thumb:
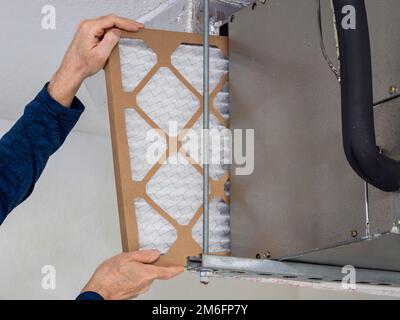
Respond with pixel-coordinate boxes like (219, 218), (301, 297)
(126, 249), (161, 264)
(147, 265), (185, 280)
(95, 28), (121, 60)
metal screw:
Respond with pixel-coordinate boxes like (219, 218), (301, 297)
(230, 15), (235, 23)
(256, 252), (271, 259)
(200, 270), (210, 285)
(389, 86), (398, 95)
(351, 230), (358, 238)
(262, 251), (272, 259)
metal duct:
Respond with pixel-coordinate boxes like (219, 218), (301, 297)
(190, 0), (254, 33)
(139, 0), (255, 34)
(168, 0), (255, 34)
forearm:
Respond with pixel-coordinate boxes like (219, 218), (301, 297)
(0, 84), (84, 224)
(48, 58), (86, 107)
(0, 15), (141, 223)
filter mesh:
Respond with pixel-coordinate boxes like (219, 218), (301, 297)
(147, 154), (203, 225)
(125, 108), (167, 181)
(119, 36), (231, 255)
(120, 39), (157, 92)
(106, 30), (231, 265)
(192, 198), (231, 252)
(214, 83), (230, 121)
(171, 45), (229, 93)
(136, 67), (199, 133)
(135, 198), (177, 254)
(182, 114), (231, 181)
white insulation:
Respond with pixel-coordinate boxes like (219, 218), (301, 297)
(120, 38), (230, 254)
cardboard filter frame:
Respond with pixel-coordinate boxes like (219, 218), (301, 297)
(105, 29), (229, 266)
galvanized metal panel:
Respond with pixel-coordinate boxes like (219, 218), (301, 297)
(367, 0), (400, 237)
(229, 0), (400, 260)
(370, 99), (400, 235)
(188, 254), (400, 296)
(368, 0), (400, 102)
(288, 233), (400, 272)
(229, 0), (366, 259)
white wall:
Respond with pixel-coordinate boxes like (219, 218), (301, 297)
(0, 118), (387, 300)
(0, 118), (300, 300)
(0, 0), (395, 300)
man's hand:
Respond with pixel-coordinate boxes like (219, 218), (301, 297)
(81, 250), (184, 300)
(48, 14), (143, 107)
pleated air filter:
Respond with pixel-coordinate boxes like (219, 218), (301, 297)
(105, 29), (230, 266)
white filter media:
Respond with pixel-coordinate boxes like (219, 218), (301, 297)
(135, 198), (177, 254)
(171, 45), (229, 94)
(137, 67), (199, 133)
(125, 108), (167, 181)
(120, 39), (231, 253)
(147, 154), (203, 226)
(120, 39), (158, 92)
(182, 114), (232, 181)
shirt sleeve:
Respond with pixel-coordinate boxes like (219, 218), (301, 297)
(76, 291), (105, 301)
(0, 83), (84, 224)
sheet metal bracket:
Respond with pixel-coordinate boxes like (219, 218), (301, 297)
(188, 255), (400, 288)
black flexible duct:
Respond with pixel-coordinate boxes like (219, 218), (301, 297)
(333, 0), (400, 192)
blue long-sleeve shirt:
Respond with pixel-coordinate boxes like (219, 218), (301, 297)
(0, 84), (103, 300)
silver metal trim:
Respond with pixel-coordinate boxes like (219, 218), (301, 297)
(188, 255), (400, 287)
(202, 0), (210, 256)
(365, 182), (371, 238)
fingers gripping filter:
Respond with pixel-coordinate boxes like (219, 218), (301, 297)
(105, 29), (230, 266)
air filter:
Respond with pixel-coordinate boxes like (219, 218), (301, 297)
(105, 29), (230, 266)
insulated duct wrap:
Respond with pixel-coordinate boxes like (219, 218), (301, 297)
(140, 0), (254, 34)
(187, 0), (254, 33)
(333, 0), (400, 192)
(105, 29), (230, 266)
